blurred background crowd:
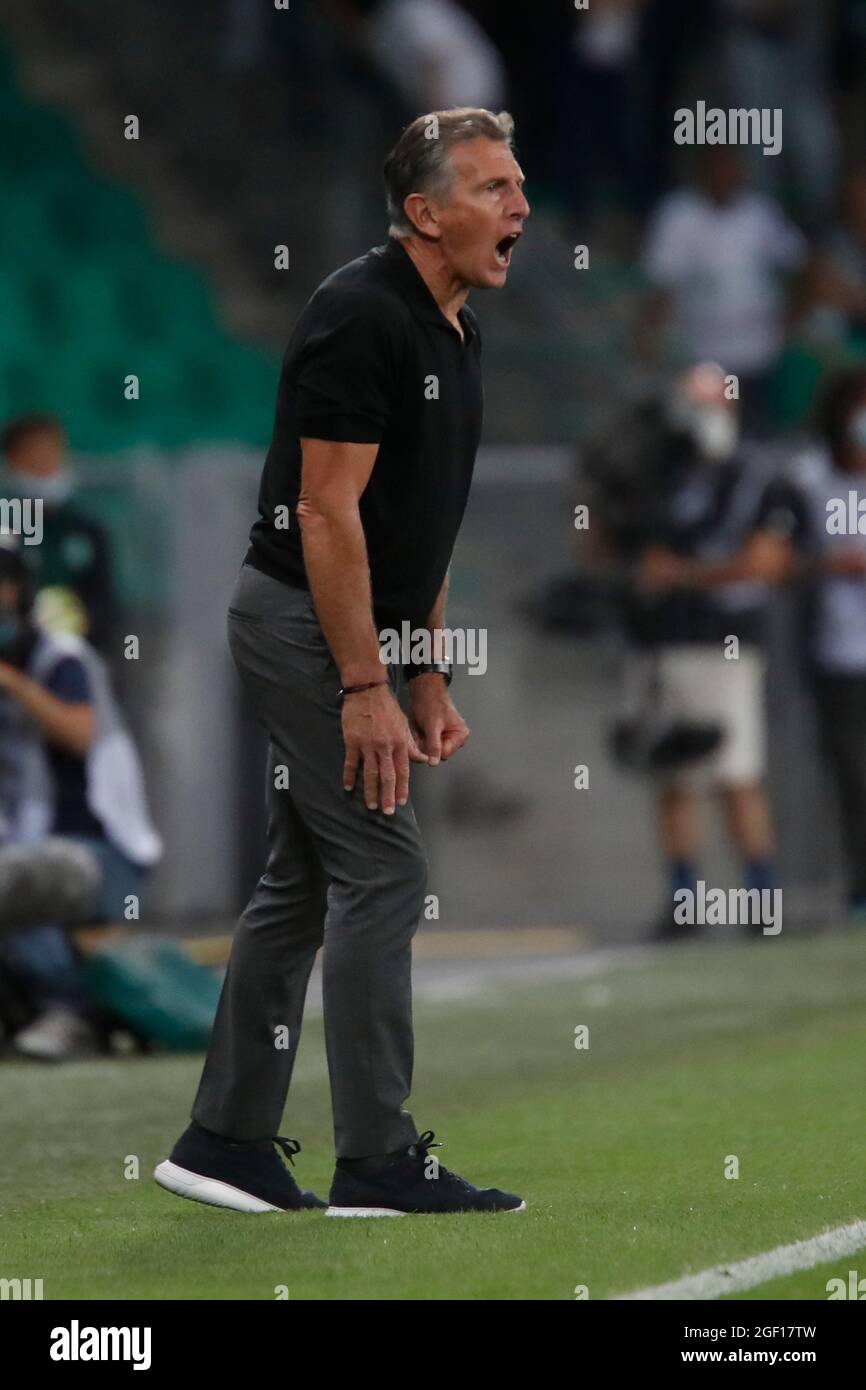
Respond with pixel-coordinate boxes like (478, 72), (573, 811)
(2, 0), (866, 1057)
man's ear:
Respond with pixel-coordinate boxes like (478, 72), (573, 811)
(403, 192), (442, 240)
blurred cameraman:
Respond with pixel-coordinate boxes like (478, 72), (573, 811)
(0, 537), (161, 1058)
(1, 414), (117, 655)
(585, 363), (806, 941)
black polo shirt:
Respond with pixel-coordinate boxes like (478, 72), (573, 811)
(246, 237), (483, 630)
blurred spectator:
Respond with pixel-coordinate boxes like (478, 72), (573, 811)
(222, 0), (271, 70)
(801, 169), (866, 350)
(336, 0), (507, 114)
(636, 148), (808, 432)
(461, 2), (574, 211)
(0, 538), (161, 1059)
(1, 414), (117, 654)
(832, 0), (866, 163)
(586, 364), (806, 940)
(719, 0), (839, 217)
(795, 366), (866, 914)
(559, 0), (648, 217)
(638, 0), (716, 205)
(486, 0), (648, 221)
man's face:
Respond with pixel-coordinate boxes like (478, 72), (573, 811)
(669, 364), (739, 462)
(6, 427), (66, 478)
(429, 138), (529, 289)
(700, 149), (743, 206)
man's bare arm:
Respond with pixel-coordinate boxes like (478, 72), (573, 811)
(297, 437), (427, 813)
(425, 569), (449, 661)
(0, 665), (94, 756)
(407, 569), (470, 764)
(297, 437), (384, 686)
(677, 532), (797, 587)
(638, 532), (797, 593)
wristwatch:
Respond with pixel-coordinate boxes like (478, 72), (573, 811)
(403, 661), (453, 686)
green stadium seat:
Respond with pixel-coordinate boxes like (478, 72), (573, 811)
(0, 353), (64, 418)
(40, 174), (152, 255)
(0, 104), (82, 177)
(0, 187), (55, 265)
(771, 346), (831, 428)
(0, 43), (275, 453)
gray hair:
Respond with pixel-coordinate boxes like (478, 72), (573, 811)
(384, 108), (515, 237)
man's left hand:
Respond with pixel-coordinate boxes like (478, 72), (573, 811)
(409, 675), (470, 765)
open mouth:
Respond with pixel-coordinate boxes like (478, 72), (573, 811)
(494, 232), (521, 266)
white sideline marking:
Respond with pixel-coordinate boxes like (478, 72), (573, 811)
(304, 947), (649, 1014)
(616, 1220), (866, 1300)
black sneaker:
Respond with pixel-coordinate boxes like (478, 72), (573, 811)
(154, 1121), (326, 1212)
(326, 1130), (526, 1217)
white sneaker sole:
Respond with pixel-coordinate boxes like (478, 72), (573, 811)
(326, 1206), (408, 1218)
(153, 1159), (285, 1213)
(326, 1199), (527, 1217)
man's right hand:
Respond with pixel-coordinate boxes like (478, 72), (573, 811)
(341, 684), (428, 815)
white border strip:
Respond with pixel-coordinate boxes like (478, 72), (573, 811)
(615, 1220), (866, 1300)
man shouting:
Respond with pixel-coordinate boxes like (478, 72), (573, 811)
(157, 107), (528, 1216)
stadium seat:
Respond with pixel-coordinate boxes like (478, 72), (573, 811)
(0, 41), (278, 453)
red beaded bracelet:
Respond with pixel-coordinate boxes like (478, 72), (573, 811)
(338, 679), (390, 700)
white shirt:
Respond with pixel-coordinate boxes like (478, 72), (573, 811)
(643, 189), (807, 374)
(796, 447), (866, 674)
(368, 0), (506, 112)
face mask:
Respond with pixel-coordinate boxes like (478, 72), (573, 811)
(693, 408), (739, 460)
(669, 397), (738, 462)
(847, 408), (866, 450)
(5, 472), (73, 505)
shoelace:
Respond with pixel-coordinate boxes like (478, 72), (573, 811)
(410, 1131), (475, 1193)
(234, 1135), (301, 1167)
(410, 1130), (442, 1160)
(271, 1136), (301, 1166)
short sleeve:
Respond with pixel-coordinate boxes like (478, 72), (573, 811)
(753, 475), (812, 551)
(642, 195), (695, 288)
(45, 654), (92, 704)
(294, 289), (405, 443)
(760, 202), (808, 272)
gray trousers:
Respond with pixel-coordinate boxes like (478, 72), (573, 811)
(192, 563), (426, 1158)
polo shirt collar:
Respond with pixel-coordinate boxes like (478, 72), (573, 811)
(377, 237), (475, 340)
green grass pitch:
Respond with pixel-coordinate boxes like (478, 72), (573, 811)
(1, 929), (864, 1300)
